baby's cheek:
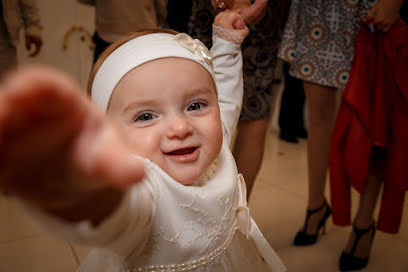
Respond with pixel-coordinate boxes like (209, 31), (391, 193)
(206, 116), (223, 154)
(126, 131), (161, 159)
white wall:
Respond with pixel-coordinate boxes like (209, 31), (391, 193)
(17, 0), (95, 90)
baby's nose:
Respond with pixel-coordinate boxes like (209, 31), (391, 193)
(166, 116), (193, 139)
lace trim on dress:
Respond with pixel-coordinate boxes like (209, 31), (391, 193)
(194, 158), (219, 186)
(133, 221), (239, 272)
(212, 25), (245, 45)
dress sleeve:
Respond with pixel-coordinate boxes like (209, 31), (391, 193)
(210, 26), (244, 146)
(19, 162), (156, 260)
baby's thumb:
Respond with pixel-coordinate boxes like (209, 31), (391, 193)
(233, 17), (246, 30)
(73, 122), (145, 191)
(99, 150), (145, 189)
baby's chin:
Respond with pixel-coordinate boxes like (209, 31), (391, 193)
(169, 171), (202, 186)
(167, 160), (219, 186)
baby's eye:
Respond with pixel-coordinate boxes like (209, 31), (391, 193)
(187, 102), (206, 111)
(134, 112), (156, 122)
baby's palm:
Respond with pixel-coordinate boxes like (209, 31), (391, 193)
(0, 66), (144, 218)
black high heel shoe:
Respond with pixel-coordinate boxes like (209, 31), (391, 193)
(293, 199), (331, 246)
(339, 222), (376, 271)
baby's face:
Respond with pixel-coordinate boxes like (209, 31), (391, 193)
(107, 58), (223, 185)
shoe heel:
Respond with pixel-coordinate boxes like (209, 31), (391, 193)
(293, 199), (331, 246)
(339, 222), (376, 271)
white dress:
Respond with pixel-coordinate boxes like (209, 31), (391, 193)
(24, 30), (286, 272)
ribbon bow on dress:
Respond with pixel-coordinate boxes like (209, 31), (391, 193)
(237, 174), (251, 239)
(174, 33), (213, 67)
(236, 175), (287, 271)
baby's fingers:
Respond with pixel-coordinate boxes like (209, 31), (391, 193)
(233, 16), (246, 30)
(214, 11), (249, 38)
(0, 66), (91, 194)
(0, 66), (86, 164)
(71, 118), (145, 191)
(0, 66), (86, 133)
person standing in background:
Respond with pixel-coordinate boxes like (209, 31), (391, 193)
(188, 0), (286, 196)
(279, 0), (406, 270)
(78, 0), (167, 62)
(0, 0), (42, 77)
(278, 58), (307, 144)
(278, 0), (307, 144)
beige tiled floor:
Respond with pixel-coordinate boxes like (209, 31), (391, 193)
(1, 131), (407, 271)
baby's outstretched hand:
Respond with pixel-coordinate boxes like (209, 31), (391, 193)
(214, 10), (249, 40)
(0, 66), (144, 224)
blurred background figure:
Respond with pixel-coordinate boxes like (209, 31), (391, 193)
(78, 0), (166, 62)
(278, 0), (376, 251)
(278, 54), (307, 144)
(279, 0), (406, 271)
(166, 0), (192, 33)
(0, 0), (42, 77)
(278, 0), (307, 144)
(187, 0), (286, 196)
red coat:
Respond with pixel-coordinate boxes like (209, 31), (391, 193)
(329, 19), (408, 234)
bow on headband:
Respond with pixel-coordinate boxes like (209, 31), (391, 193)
(174, 33), (213, 67)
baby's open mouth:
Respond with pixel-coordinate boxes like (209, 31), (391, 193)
(166, 147), (197, 156)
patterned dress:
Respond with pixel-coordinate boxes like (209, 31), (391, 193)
(188, 0), (285, 120)
(278, 0), (376, 89)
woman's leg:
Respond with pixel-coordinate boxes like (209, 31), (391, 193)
(343, 169), (382, 258)
(233, 119), (268, 196)
(302, 81), (337, 235)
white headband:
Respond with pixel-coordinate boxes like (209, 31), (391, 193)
(91, 33), (215, 112)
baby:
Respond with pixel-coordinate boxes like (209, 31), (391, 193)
(0, 10), (285, 272)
